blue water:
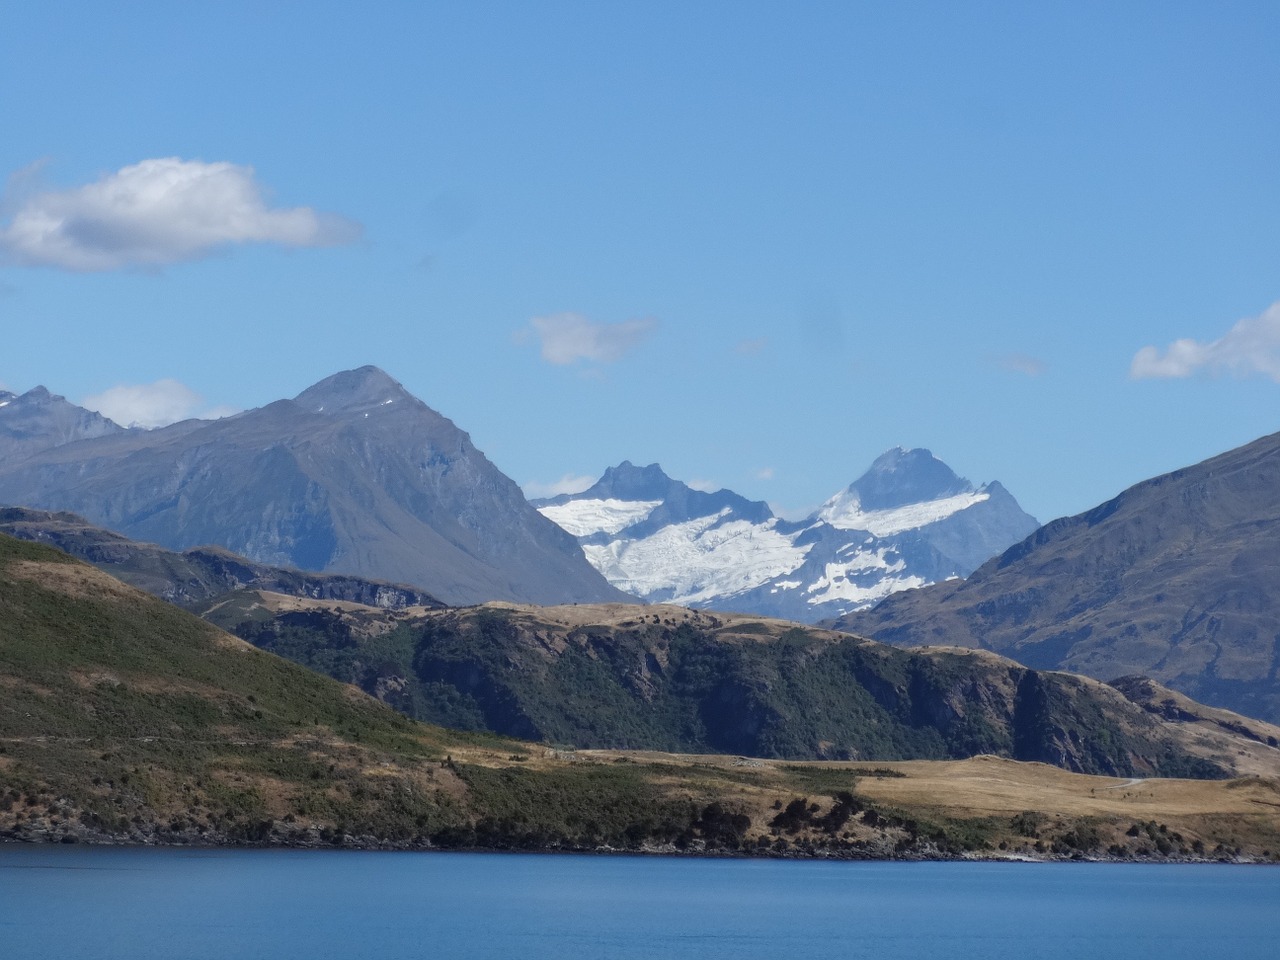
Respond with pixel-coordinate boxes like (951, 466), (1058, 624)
(0, 846), (1276, 959)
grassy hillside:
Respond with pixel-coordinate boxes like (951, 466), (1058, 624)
(0, 533), (472, 844)
(4, 533), (1279, 860)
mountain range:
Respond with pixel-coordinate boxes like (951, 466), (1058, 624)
(9, 505), (1273, 779)
(6, 365), (1279, 733)
(3, 366), (1280, 857)
(834, 430), (1280, 724)
(534, 449), (1039, 623)
(0, 368), (626, 607)
(10, 501), (1276, 777)
(8, 529), (1278, 859)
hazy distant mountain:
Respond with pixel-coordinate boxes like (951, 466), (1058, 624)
(833, 431), (1280, 724)
(535, 450), (1038, 622)
(0, 506), (444, 611)
(0, 385), (124, 462)
(816, 448), (1040, 577)
(0, 367), (629, 607)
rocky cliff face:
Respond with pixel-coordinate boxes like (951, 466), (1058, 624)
(834, 430), (1280, 724)
(0, 367), (630, 607)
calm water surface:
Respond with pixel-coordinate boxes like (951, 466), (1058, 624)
(1, 845), (1276, 959)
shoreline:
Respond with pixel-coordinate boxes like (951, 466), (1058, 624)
(3, 829), (1273, 866)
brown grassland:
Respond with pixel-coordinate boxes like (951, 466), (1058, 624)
(3, 534), (1279, 861)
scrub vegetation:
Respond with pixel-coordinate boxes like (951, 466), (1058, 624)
(3, 534), (1279, 861)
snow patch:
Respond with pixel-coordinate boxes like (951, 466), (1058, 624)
(581, 509), (810, 605)
(538, 498), (663, 537)
(804, 560), (928, 608)
(818, 489), (990, 536)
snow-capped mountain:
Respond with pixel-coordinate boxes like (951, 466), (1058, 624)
(535, 449), (1039, 622)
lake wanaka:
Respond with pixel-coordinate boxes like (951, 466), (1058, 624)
(1, 846), (1275, 959)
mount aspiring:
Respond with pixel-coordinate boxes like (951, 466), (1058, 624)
(534, 449), (1038, 623)
(832, 429), (1280, 724)
(0, 368), (627, 607)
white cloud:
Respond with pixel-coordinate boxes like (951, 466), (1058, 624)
(81, 379), (238, 429)
(993, 352), (1047, 377)
(1131, 301), (1280, 382)
(754, 467), (776, 481)
(523, 312), (658, 365)
(523, 473), (598, 499)
(0, 157), (359, 272)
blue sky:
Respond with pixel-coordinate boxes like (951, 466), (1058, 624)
(2, 1), (1278, 523)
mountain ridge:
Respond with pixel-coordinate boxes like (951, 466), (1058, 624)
(199, 587), (1280, 779)
(832, 429), (1280, 723)
(0, 506), (445, 610)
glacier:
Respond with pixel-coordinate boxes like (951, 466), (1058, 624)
(537, 498), (664, 538)
(534, 450), (1039, 623)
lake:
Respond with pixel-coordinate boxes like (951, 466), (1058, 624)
(1, 846), (1276, 959)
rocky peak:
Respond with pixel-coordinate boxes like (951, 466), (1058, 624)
(293, 366), (415, 414)
(0, 386), (126, 462)
(0, 368), (629, 608)
(586, 461), (680, 501)
(16, 386), (54, 404)
(848, 447), (972, 510)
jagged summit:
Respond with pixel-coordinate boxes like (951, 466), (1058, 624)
(6, 386), (57, 404)
(848, 447), (972, 511)
(535, 461), (773, 541)
(815, 447), (999, 537)
(293, 365), (416, 413)
(580, 461), (680, 502)
(0, 385), (125, 463)
(538, 450), (1038, 622)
